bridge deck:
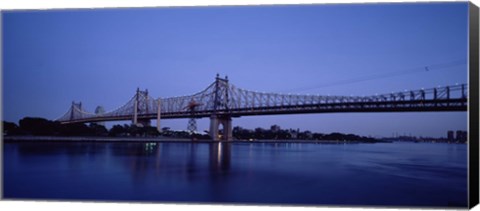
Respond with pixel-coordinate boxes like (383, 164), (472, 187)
(60, 98), (467, 124)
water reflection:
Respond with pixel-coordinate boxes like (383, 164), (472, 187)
(8, 142), (231, 182)
(209, 142), (231, 173)
(4, 141), (467, 207)
(14, 142), (108, 156)
(102, 142), (232, 184)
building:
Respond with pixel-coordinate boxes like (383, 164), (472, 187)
(456, 130), (467, 142)
(447, 131), (455, 141)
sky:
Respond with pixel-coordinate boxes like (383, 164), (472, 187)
(2, 2), (469, 137)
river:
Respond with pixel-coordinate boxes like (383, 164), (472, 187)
(3, 140), (468, 208)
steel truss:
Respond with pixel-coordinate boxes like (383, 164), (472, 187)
(57, 76), (468, 124)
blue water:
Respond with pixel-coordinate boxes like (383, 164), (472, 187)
(3, 141), (467, 207)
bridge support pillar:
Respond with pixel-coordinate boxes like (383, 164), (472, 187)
(156, 99), (161, 133)
(209, 115), (232, 141)
(133, 99), (138, 125)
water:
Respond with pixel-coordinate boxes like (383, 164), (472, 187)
(3, 141), (468, 207)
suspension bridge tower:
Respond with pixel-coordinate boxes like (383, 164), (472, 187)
(209, 74), (233, 141)
(132, 88), (151, 127)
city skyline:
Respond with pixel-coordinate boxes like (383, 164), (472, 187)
(2, 2), (469, 137)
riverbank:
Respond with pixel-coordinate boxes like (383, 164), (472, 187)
(3, 135), (193, 143)
(2, 135), (389, 144)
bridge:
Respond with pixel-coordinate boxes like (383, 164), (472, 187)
(57, 74), (468, 141)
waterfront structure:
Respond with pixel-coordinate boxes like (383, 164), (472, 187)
(56, 75), (468, 141)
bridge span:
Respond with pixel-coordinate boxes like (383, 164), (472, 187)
(57, 75), (468, 141)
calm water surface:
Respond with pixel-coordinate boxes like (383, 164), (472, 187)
(3, 141), (467, 207)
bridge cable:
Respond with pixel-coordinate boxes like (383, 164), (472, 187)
(280, 59), (467, 93)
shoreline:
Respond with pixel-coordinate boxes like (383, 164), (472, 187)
(2, 135), (386, 144)
(3, 135), (194, 143)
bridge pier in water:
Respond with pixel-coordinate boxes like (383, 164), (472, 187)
(209, 115), (232, 141)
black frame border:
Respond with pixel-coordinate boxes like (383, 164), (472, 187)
(469, 1), (479, 209)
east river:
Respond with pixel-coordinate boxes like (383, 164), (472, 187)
(3, 140), (468, 208)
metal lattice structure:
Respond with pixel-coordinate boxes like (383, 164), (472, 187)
(56, 75), (468, 124)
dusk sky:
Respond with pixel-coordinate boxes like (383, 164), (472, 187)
(2, 2), (469, 137)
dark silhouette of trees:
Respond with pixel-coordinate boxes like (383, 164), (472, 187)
(19, 117), (60, 136)
(232, 125), (377, 142)
(5, 117), (109, 137)
(89, 123), (109, 136)
(3, 121), (22, 135)
(3, 117), (166, 137)
(4, 117), (377, 142)
(109, 124), (127, 137)
(107, 124), (161, 137)
(59, 123), (91, 136)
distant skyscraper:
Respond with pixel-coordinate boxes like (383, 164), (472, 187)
(447, 131), (455, 141)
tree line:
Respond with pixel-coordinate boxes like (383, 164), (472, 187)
(3, 117), (213, 139)
(3, 117), (159, 137)
(3, 117), (378, 142)
(233, 125), (378, 142)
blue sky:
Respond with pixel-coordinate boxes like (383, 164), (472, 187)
(2, 2), (469, 137)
